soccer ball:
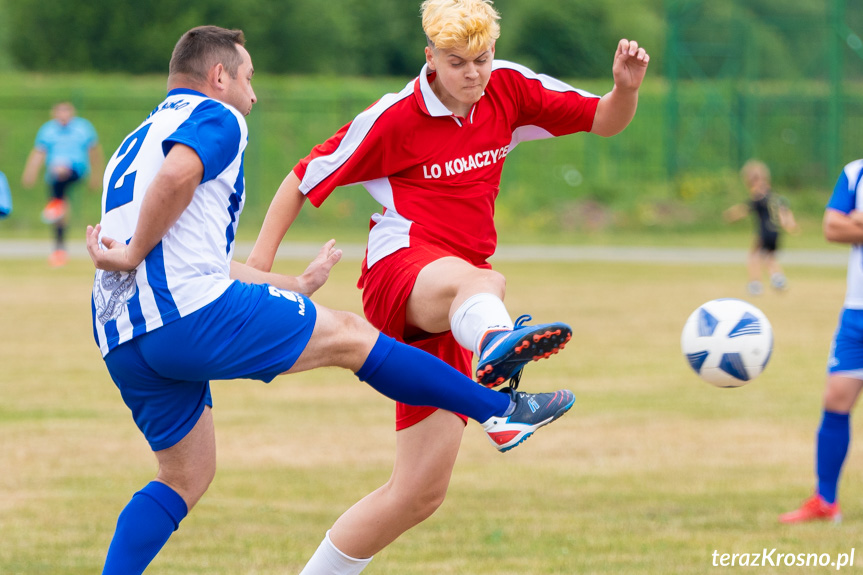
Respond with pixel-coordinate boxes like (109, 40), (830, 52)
(680, 298), (773, 387)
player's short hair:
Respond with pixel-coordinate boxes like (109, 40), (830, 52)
(421, 0), (500, 54)
(169, 26), (246, 84)
(741, 159), (771, 186)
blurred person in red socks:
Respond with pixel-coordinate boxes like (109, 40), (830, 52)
(22, 101), (104, 266)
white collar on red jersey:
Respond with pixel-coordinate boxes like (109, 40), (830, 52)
(418, 63), (483, 122)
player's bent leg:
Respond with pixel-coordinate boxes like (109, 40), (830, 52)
(287, 303), (575, 450)
(287, 303), (513, 423)
(407, 256), (506, 334)
(326, 411), (465, 559)
(286, 304), (377, 373)
(407, 257), (572, 387)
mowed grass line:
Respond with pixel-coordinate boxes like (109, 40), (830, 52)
(1, 255), (861, 574)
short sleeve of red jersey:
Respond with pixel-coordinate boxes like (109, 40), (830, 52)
(494, 61), (600, 139)
(293, 89), (414, 207)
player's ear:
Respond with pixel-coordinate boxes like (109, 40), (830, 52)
(424, 46), (436, 71)
(208, 62), (227, 94)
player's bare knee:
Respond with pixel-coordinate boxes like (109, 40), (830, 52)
(822, 378), (861, 412)
(455, 268), (506, 301)
(387, 477), (448, 522)
(824, 388), (855, 412)
(338, 310), (377, 342)
(484, 268), (507, 297)
(404, 485), (447, 523)
(156, 465), (214, 509)
(329, 310), (380, 367)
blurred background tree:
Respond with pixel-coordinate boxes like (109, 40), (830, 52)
(0, 0), (12, 71)
(0, 0), (861, 240)
(0, 0), (858, 79)
(0, 0), (658, 77)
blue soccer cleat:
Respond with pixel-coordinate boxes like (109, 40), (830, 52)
(481, 387), (575, 452)
(475, 315), (572, 388)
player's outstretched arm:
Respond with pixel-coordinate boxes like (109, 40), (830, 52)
(86, 143), (202, 272)
(780, 205), (800, 234)
(246, 170), (306, 272)
(591, 39), (650, 138)
(21, 148), (46, 189)
(230, 239), (342, 296)
(723, 203), (748, 223)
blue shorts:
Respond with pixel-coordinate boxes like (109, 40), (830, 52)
(828, 308), (863, 375)
(104, 281), (317, 451)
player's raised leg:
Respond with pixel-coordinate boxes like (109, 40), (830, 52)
(408, 257), (572, 387)
(287, 302), (575, 446)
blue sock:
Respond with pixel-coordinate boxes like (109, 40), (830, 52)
(816, 410), (850, 504)
(356, 333), (511, 421)
(102, 481), (188, 575)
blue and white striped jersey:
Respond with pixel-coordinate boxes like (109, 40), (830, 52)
(827, 159), (863, 310)
(92, 88), (248, 357)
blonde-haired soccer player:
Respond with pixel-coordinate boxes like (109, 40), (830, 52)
(249, 1), (649, 572)
(421, 0), (500, 53)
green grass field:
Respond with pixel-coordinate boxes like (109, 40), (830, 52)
(2, 253), (862, 574)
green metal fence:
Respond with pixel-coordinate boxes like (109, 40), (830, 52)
(2, 3), (863, 237)
(665, 0), (863, 187)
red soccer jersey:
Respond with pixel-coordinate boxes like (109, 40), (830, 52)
(294, 60), (600, 268)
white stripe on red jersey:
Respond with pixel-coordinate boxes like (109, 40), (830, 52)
(294, 60), (600, 269)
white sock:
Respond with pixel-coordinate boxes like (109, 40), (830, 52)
(450, 293), (513, 355)
(299, 531), (373, 575)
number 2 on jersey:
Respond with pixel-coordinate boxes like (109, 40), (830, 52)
(106, 123), (152, 213)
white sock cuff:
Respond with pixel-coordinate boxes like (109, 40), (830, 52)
(299, 530), (373, 575)
(324, 531), (373, 563)
(450, 292), (513, 355)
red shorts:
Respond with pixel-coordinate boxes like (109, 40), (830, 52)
(359, 241), (491, 430)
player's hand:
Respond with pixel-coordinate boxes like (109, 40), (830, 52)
(86, 224), (137, 272)
(612, 39), (649, 92)
(297, 239), (343, 296)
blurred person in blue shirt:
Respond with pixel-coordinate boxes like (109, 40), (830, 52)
(22, 101), (103, 266)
